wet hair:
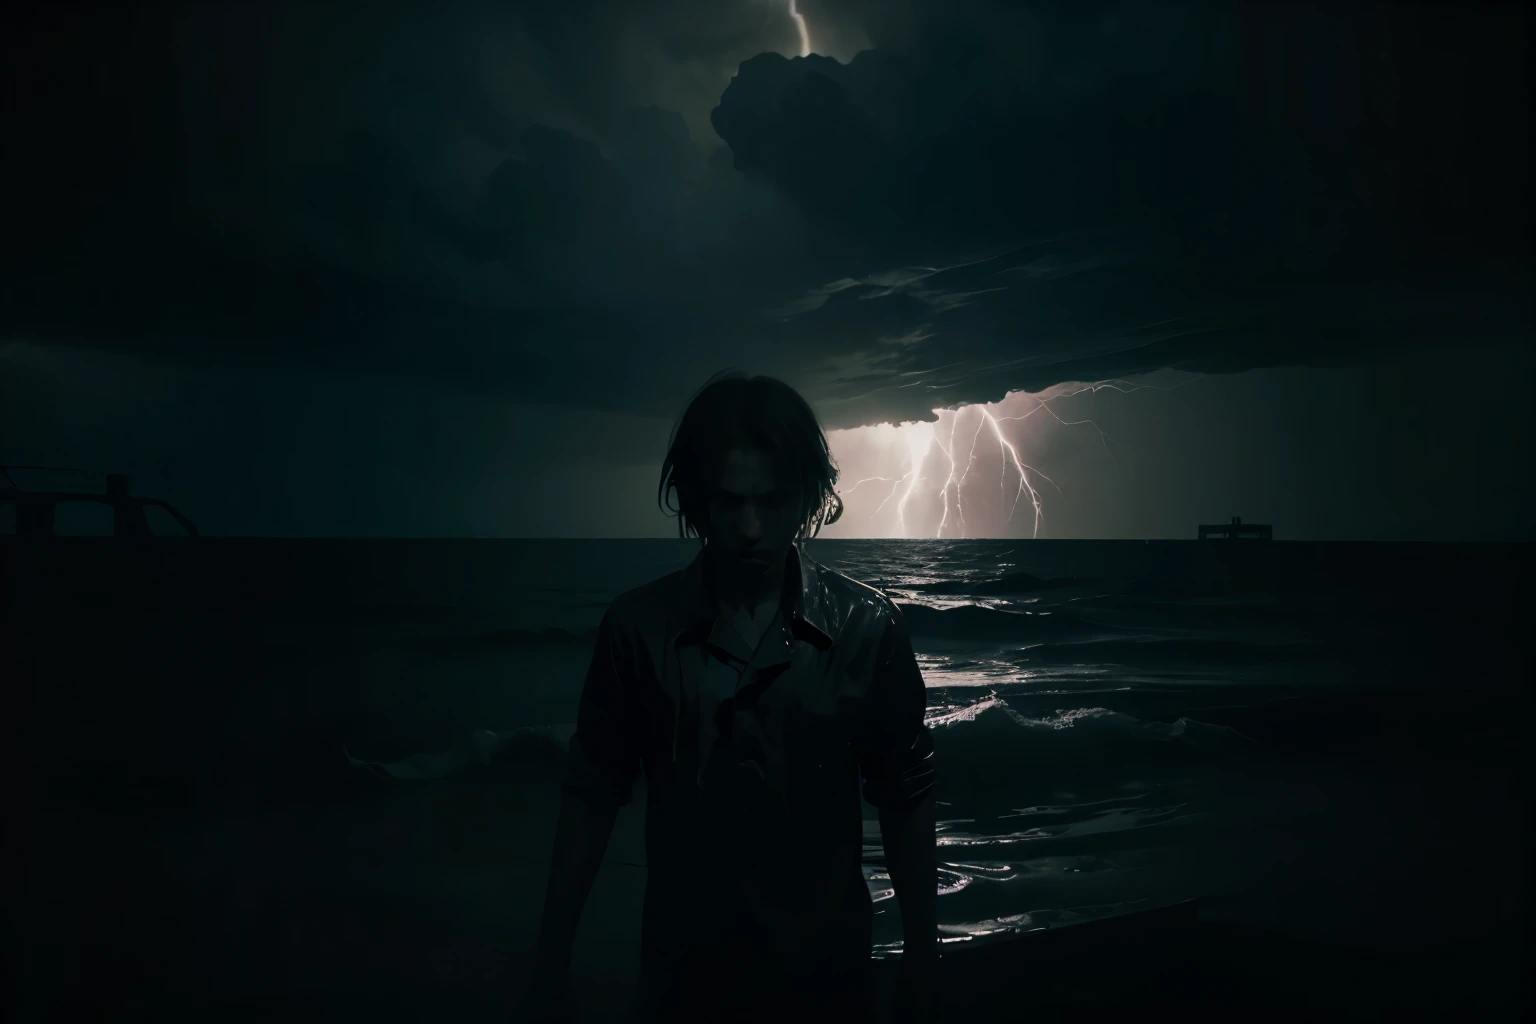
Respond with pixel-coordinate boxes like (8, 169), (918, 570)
(658, 370), (844, 541)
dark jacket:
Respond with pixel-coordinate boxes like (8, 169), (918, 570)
(563, 544), (936, 994)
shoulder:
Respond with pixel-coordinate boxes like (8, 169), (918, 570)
(813, 560), (899, 613)
(601, 567), (687, 638)
(610, 569), (684, 612)
(803, 556), (905, 636)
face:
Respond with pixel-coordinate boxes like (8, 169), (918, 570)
(703, 447), (803, 580)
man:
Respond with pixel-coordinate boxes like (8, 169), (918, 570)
(520, 372), (938, 1022)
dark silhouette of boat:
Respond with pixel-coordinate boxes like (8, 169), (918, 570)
(0, 466), (199, 539)
(1198, 516), (1272, 541)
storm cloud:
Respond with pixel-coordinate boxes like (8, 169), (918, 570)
(4, 0), (1529, 432)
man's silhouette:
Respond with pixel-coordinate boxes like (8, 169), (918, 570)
(522, 372), (938, 1022)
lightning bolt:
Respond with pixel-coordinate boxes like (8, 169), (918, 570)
(787, 0), (812, 57)
(953, 409), (989, 538)
(842, 476), (898, 496)
(835, 376), (1203, 539)
(990, 379), (1151, 466)
(982, 408), (1053, 537)
(893, 422), (933, 537)
(934, 417), (959, 538)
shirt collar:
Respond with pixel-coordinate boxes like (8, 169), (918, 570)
(670, 543), (834, 652)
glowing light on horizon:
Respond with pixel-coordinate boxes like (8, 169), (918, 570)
(830, 378), (1197, 539)
(787, 0), (812, 57)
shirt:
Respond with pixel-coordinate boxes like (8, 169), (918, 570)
(561, 544), (936, 1002)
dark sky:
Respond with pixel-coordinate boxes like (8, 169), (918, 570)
(3, 0), (1531, 539)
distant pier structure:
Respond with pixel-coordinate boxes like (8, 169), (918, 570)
(1, 467), (198, 538)
(1198, 516), (1273, 541)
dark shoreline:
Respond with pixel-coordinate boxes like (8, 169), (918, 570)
(13, 538), (1531, 1019)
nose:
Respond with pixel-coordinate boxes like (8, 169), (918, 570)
(740, 506), (764, 543)
(738, 503), (764, 544)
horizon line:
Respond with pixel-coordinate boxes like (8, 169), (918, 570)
(65, 535), (1531, 544)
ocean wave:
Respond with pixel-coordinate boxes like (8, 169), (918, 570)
(1012, 637), (1328, 667)
(895, 602), (1320, 668)
(926, 697), (1249, 748)
(927, 801), (1205, 851)
(920, 697), (1257, 816)
(896, 602), (1106, 643)
(903, 572), (1087, 597)
(345, 697), (1252, 788)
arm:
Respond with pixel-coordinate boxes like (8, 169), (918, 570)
(858, 612), (939, 962)
(531, 794), (619, 976)
(881, 789), (938, 962)
(529, 607), (642, 977)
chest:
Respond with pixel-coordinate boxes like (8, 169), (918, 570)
(640, 629), (870, 768)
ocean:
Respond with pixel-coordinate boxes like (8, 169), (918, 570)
(13, 538), (1532, 1017)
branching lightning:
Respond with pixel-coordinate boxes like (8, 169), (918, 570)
(953, 409), (989, 537)
(839, 476), (898, 496)
(933, 418), (959, 538)
(983, 407), (1051, 535)
(831, 377), (1200, 539)
(894, 422), (934, 537)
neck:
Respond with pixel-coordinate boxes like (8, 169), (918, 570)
(707, 549), (787, 610)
